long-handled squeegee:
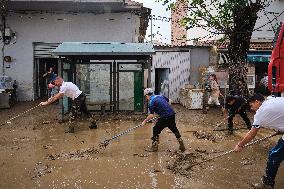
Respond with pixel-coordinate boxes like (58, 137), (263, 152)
(0, 104), (41, 126)
(185, 131), (281, 170)
(99, 117), (158, 149)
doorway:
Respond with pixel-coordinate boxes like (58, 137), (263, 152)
(255, 62), (268, 82)
(155, 68), (170, 98)
(34, 58), (58, 98)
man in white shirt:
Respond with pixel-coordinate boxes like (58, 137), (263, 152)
(40, 76), (91, 133)
(234, 93), (284, 189)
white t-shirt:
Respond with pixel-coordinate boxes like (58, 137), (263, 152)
(253, 97), (284, 139)
(59, 82), (82, 100)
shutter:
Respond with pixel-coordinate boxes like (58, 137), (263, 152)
(34, 43), (60, 58)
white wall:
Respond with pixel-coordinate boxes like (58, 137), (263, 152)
(152, 51), (191, 103)
(0, 11), (140, 101)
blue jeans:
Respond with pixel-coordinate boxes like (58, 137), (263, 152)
(264, 137), (284, 186)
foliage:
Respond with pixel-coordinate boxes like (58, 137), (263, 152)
(158, 0), (271, 97)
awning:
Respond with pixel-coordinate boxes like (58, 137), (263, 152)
(53, 42), (155, 56)
(247, 51), (271, 63)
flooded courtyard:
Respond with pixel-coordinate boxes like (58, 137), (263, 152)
(0, 101), (283, 188)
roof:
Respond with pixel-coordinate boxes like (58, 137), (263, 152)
(195, 40), (273, 51)
(7, 0), (143, 12)
(53, 42), (155, 56)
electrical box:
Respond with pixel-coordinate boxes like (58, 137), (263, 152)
(180, 88), (204, 109)
(5, 28), (11, 37)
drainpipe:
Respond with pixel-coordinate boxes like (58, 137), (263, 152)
(2, 44), (4, 75)
(150, 13), (153, 43)
(1, 14), (5, 76)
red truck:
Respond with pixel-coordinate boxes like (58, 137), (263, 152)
(268, 21), (284, 97)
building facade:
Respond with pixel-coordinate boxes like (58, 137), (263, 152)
(0, 0), (150, 101)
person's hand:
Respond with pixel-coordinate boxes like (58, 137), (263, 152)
(234, 144), (243, 152)
(141, 120), (147, 126)
(39, 101), (48, 106)
(47, 97), (54, 102)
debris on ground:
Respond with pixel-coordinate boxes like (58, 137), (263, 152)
(133, 153), (149, 158)
(166, 151), (204, 178)
(45, 147), (99, 160)
(42, 144), (53, 149)
(192, 131), (220, 142)
(31, 162), (51, 179)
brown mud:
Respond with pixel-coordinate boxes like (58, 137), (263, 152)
(0, 101), (283, 188)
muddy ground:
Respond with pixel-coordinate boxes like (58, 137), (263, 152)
(0, 101), (283, 189)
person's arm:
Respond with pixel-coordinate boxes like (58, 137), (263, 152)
(43, 71), (51, 78)
(234, 127), (259, 152)
(222, 107), (228, 120)
(39, 92), (64, 106)
(142, 114), (154, 126)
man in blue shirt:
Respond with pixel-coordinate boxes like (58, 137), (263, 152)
(142, 88), (186, 152)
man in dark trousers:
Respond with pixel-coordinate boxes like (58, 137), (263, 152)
(141, 88), (186, 152)
(39, 76), (91, 133)
(234, 93), (284, 189)
(223, 95), (251, 135)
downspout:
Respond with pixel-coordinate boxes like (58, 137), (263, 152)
(1, 14), (5, 75)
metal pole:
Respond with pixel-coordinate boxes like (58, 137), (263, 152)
(2, 44), (4, 75)
(58, 57), (63, 121)
(2, 15), (5, 76)
(150, 14), (153, 43)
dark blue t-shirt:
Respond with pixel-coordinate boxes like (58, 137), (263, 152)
(149, 95), (175, 118)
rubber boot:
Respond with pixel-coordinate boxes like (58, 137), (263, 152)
(89, 121), (97, 129)
(252, 176), (274, 189)
(177, 138), (186, 152)
(145, 137), (159, 152)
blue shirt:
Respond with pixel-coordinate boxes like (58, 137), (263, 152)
(148, 95), (175, 118)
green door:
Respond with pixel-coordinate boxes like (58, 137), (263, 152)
(134, 71), (143, 112)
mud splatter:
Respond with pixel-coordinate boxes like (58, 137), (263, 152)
(46, 147), (100, 160)
(166, 151), (204, 178)
(133, 153), (149, 158)
(31, 162), (51, 179)
(192, 131), (221, 142)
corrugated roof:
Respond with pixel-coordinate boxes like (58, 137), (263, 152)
(195, 40), (273, 50)
(53, 42), (155, 56)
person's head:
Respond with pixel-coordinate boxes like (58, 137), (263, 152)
(49, 67), (53, 72)
(53, 76), (64, 87)
(226, 95), (236, 105)
(144, 88), (154, 100)
(263, 72), (268, 77)
(248, 93), (265, 111)
(209, 74), (217, 82)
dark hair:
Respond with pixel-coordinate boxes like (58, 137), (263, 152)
(210, 74), (218, 83)
(226, 95), (236, 103)
(248, 93), (265, 103)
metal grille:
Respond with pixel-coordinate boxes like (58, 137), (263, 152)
(34, 43), (60, 58)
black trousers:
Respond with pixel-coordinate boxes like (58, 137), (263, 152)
(228, 110), (251, 130)
(70, 93), (90, 121)
(152, 115), (181, 141)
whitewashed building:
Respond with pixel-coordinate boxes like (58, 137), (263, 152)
(152, 45), (211, 103)
(0, 0), (150, 101)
